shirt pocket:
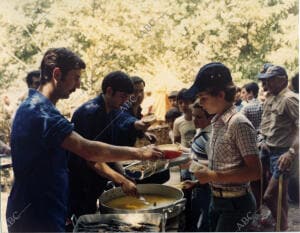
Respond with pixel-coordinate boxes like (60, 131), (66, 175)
(214, 140), (235, 163)
(270, 101), (284, 116)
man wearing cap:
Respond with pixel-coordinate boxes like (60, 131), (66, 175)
(185, 62), (262, 231)
(258, 65), (299, 231)
(256, 63), (274, 214)
(168, 90), (179, 109)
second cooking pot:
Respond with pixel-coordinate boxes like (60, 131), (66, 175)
(99, 184), (186, 219)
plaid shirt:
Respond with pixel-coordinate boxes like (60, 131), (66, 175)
(241, 98), (263, 130)
(209, 105), (259, 191)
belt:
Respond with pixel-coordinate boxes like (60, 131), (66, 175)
(212, 187), (251, 198)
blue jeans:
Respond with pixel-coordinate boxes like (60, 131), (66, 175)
(209, 193), (256, 232)
(190, 183), (211, 231)
(269, 147), (289, 179)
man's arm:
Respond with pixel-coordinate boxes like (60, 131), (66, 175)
(173, 118), (181, 144)
(194, 155), (262, 184)
(278, 131), (299, 171)
(87, 162), (138, 196)
(278, 96), (299, 171)
(61, 131), (163, 162)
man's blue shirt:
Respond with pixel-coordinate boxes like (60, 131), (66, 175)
(68, 94), (137, 217)
(7, 89), (73, 232)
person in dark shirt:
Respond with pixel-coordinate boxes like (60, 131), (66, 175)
(68, 71), (147, 220)
(6, 48), (163, 232)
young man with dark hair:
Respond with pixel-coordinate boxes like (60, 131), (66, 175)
(165, 107), (182, 143)
(243, 82), (259, 100)
(6, 48), (163, 232)
(185, 62), (262, 232)
(173, 88), (196, 148)
(115, 75), (155, 147)
(68, 71), (144, 220)
(25, 70), (41, 89)
(240, 82), (263, 130)
(234, 86), (243, 111)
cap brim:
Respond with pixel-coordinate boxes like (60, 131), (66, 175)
(257, 73), (274, 79)
(184, 84), (199, 99)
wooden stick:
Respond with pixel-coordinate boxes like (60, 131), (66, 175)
(276, 174), (283, 231)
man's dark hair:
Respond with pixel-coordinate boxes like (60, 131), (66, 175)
(177, 88), (195, 102)
(25, 70), (40, 87)
(102, 71), (133, 94)
(165, 107), (182, 121)
(40, 47), (86, 84)
(243, 82), (259, 98)
(131, 76), (145, 86)
(291, 73), (299, 93)
(204, 84), (236, 103)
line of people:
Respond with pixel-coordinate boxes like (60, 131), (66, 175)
(5, 46), (298, 232)
(162, 63), (298, 231)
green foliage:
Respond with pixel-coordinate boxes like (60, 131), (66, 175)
(0, 0), (298, 94)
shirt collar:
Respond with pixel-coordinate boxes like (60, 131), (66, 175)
(212, 105), (237, 124)
(29, 89), (54, 107)
(277, 87), (289, 97)
(201, 124), (212, 133)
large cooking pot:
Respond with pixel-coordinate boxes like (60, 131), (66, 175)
(99, 184), (186, 219)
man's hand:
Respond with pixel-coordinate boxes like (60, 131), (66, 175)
(179, 160), (191, 169)
(144, 132), (157, 144)
(194, 165), (215, 184)
(120, 179), (138, 197)
(139, 145), (164, 160)
(134, 120), (150, 131)
(277, 151), (294, 171)
(181, 180), (198, 190)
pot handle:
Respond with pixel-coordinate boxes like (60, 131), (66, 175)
(70, 214), (78, 227)
(162, 198), (186, 216)
(104, 181), (116, 192)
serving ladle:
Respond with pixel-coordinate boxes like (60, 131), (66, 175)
(138, 196), (151, 205)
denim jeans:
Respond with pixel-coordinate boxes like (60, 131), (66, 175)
(269, 147), (289, 179)
(190, 183), (211, 231)
(209, 192), (256, 232)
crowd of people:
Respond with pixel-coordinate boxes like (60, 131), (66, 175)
(2, 47), (299, 232)
(163, 63), (299, 231)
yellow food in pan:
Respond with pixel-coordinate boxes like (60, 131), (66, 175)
(104, 195), (176, 210)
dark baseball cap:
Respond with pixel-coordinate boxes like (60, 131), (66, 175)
(257, 65), (288, 79)
(257, 63), (273, 80)
(185, 62), (233, 98)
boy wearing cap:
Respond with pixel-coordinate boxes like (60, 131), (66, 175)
(185, 62), (262, 231)
(168, 90), (179, 109)
(258, 65), (299, 231)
